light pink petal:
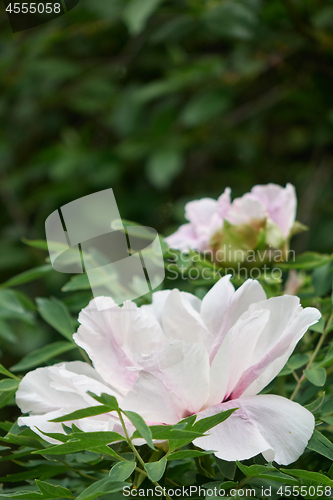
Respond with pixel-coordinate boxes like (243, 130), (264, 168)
(202, 277), (266, 360)
(193, 395), (314, 465)
(16, 361), (113, 415)
(205, 335), (230, 408)
(185, 198), (221, 250)
(74, 297), (164, 394)
(185, 198), (218, 227)
(217, 187), (232, 219)
(226, 194), (267, 226)
(165, 223), (200, 251)
(48, 362), (122, 404)
(200, 275), (235, 357)
(225, 309), (270, 396)
(131, 340), (211, 419)
(161, 289), (212, 348)
(122, 371), (180, 424)
(230, 297), (321, 398)
(18, 410), (77, 444)
(251, 183), (297, 239)
(16, 361), (122, 443)
(227, 279), (267, 328)
(19, 409), (122, 444)
(141, 290), (172, 322)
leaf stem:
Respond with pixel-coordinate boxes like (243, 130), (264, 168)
(117, 410), (171, 500)
(290, 315), (332, 401)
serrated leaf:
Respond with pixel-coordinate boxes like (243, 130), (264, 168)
(124, 410), (155, 450)
(144, 457), (167, 482)
(304, 367), (326, 386)
(109, 460), (136, 481)
(76, 479), (129, 500)
(36, 297), (75, 341)
(307, 429), (333, 460)
(10, 342), (76, 372)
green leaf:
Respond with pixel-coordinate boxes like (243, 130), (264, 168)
(236, 462), (297, 485)
(0, 379), (20, 392)
(280, 468), (333, 486)
(146, 148), (183, 189)
(88, 392), (119, 410)
(305, 392), (326, 413)
(181, 90), (228, 126)
(215, 457), (237, 480)
(36, 297), (75, 341)
(0, 364), (19, 380)
(10, 341), (76, 372)
(0, 479), (74, 499)
(123, 410), (155, 450)
(123, 0), (164, 34)
(49, 405), (116, 422)
(0, 265), (53, 289)
(144, 457), (167, 482)
(132, 425), (203, 441)
(280, 252), (333, 270)
(76, 479), (129, 500)
(191, 408), (237, 434)
(0, 319), (17, 343)
(304, 367), (326, 386)
(35, 480), (74, 499)
(278, 353), (310, 376)
(62, 274), (91, 292)
(34, 431), (125, 455)
(109, 460), (136, 481)
(307, 429), (333, 460)
(309, 316), (325, 333)
(315, 344), (333, 367)
(167, 449), (213, 461)
(0, 290), (32, 321)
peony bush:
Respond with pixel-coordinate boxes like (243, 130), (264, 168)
(166, 183), (305, 266)
(0, 184), (333, 500)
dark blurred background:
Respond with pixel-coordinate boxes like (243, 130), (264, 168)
(1, 0), (333, 297)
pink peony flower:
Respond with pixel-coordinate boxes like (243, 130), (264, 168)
(165, 183), (297, 254)
(16, 276), (320, 464)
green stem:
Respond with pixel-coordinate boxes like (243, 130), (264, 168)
(117, 410), (172, 500)
(290, 315), (332, 401)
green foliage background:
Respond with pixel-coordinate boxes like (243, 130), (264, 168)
(1, 0), (333, 498)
